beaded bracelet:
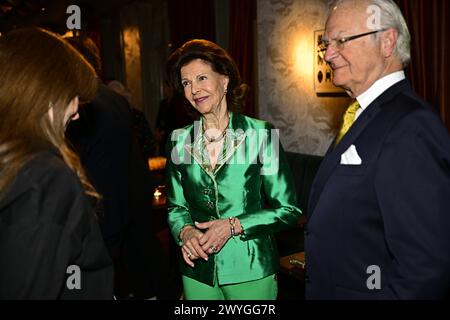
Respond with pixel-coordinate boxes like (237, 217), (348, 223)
(229, 216), (236, 238)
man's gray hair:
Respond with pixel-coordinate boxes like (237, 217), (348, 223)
(328, 0), (411, 67)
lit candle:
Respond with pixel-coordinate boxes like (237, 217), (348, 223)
(154, 189), (162, 199)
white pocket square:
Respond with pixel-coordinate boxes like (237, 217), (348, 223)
(340, 144), (362, 165)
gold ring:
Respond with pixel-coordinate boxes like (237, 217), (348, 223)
(210, 246), (217, 253)
(186, 251), (192, 258)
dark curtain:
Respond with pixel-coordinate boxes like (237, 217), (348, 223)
(395, 0), (450, 132)
(229, 0), (257, 118)
(164, 0), (216, 129)
(167, 0), (216, 51)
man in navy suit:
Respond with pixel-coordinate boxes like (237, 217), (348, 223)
(305, 0), (450, 299)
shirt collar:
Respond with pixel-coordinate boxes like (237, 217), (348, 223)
(356, 71), (406, 112)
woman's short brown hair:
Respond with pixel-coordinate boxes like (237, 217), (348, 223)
(167, 39), (249, 113)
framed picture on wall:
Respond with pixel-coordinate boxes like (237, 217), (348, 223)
(314, 30), (346, 96)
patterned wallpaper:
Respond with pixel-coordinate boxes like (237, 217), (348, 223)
(257, 0), (351, 156)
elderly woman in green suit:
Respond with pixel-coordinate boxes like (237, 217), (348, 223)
(165, 39), (301, 300)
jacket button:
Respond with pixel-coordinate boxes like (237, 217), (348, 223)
(206, 201), (214, 209)
(203, 189), (210, 195)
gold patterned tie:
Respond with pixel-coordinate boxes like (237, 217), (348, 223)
(335, 100), (360, 145)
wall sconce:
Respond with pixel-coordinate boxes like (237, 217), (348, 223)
(294, 36), (313, 81)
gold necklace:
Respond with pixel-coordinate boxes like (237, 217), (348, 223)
(204, 129), (226, 143)
(203, 115), (229, 143)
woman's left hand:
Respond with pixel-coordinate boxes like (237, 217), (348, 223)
(195, 219), (232, 254)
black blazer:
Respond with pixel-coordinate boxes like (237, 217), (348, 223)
(0, 149), (114, 299)
(305, 80), (450, 299)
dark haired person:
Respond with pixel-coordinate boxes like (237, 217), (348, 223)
(165, 39), (301, 300)
(65, 36), (132, 264)
(66, 37), (179, 300)
(0, 27), (113, 299)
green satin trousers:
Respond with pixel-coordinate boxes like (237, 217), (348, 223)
(182, 273), (278, 300)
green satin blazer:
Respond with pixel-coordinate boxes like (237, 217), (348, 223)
(166, 112), (301, 286)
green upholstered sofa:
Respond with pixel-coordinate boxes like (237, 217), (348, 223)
(275, 152), (323, 256)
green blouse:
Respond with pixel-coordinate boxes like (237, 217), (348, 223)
(166, 112), (301, 286)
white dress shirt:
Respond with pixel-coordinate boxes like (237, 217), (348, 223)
(355, 71), (406, 120)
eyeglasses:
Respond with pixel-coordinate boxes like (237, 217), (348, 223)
(318, 29), (387, 59)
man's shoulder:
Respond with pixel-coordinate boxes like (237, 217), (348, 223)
(373, 80), (440, 128)
(391, 89), (441, 124)
(378, 80), (432, 113)
(378, 89), (450, 145)
(90, 84), (132, 119)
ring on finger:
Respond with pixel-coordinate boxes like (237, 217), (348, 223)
(186, 251), (192, 258)
(210, 245), (217, 253)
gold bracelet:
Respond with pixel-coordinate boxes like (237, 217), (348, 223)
(229, 216), (236, 238)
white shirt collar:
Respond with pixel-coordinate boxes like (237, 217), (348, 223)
(356, 71), (406, 114)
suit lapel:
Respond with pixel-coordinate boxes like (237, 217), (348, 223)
(308, 80), (411, 216)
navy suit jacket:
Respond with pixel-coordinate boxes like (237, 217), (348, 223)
(305, 80), (450, 299)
